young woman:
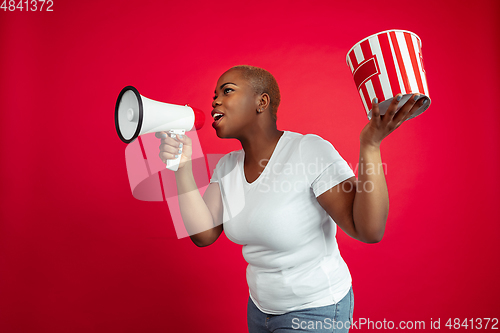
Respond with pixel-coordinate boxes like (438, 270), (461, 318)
(157, 65), (428, 333)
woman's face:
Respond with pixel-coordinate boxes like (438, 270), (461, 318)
(212, 69), (259, 138)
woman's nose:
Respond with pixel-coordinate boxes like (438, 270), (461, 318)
(212, 97), (221, 108)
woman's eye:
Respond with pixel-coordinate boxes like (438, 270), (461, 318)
(224, 88), (233, 94)
(213, 95), (217, 100)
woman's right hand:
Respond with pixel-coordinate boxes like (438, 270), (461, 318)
(155, 131), (193, 171)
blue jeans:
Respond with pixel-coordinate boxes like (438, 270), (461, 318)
(247, 286), (354, 333)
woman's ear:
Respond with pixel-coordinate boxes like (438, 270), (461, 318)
(257, 93), (271, 112)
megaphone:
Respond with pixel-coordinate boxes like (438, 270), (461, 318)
(115, 86), (205, 171)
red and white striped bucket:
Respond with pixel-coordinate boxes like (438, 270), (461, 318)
(346, 29), (431, 120)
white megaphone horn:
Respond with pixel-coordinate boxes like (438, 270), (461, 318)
(115, 86), (205, 171)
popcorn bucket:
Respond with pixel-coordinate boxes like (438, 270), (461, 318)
(346, 29), (431, 120)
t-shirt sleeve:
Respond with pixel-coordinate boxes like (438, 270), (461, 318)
(299, 134), (355, 197)
(210, 158), (222, 183)
(209, 153), (230, 184)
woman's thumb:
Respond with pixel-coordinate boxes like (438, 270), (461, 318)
(176, 133), (189, 144)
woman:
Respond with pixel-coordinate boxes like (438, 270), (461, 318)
(157, 65), (428, 332)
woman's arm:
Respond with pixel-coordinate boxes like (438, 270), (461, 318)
(317, 93), (428, 243)
(175, 163), (224, 247)
(158, 132), (224, 247)
(352, 143), (388, 242)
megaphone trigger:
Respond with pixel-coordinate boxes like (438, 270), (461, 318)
(165, 129), (185, 172)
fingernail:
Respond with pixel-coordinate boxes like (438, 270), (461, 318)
(175, 154), (179, 158)
(396, 94), (402, 101)
(178, 149), (182, 154)
(178, 134), (183, 139)
(373, 98), (378, 104)
(161, 133), (167, 138)
(179, 143), (183, 148)
(414, 94), (421, 101)
(423, 98), (429, 105)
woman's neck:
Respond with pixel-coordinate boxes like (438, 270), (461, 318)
(240, 127), (284, 167)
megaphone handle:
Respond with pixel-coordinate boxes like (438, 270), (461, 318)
(166, 129), (186, 172)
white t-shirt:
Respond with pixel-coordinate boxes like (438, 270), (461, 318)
(209, 130), (355, 315)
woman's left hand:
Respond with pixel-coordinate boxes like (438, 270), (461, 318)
(360, 93), (428, 148)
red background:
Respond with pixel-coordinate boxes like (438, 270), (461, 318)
(1, 0), (499, 332)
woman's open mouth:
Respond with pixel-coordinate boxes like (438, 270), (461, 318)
(212, 113), (224, 128)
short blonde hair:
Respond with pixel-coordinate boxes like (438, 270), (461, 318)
(229, 65), (281, 121)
